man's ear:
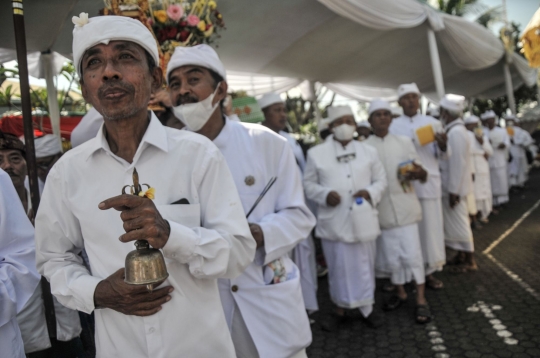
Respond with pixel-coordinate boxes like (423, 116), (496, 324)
(151, 67), (164, 93)
(216, 81), (228, 101)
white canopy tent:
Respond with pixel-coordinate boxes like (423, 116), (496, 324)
(217, 0), (536, 104)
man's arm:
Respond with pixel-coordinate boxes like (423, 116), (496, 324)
(303, 150), (333, 206)
(364, 149), (388, 206)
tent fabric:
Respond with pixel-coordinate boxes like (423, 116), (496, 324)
(227, 71), (303, 97)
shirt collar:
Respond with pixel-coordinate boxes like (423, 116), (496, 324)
(213, 116), (233, 149)
(445, 118), (464, 131)
(85, 111), (168, 161)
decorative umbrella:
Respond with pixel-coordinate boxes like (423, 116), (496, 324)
(521, 7), (540, 68)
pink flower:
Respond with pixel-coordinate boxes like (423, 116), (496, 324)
(146, 17), (154, 27)
(186, 15), (200, 27)
(166, 4), (184, 22)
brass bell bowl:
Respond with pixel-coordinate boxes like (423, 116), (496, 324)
(125, 240), (169, 289)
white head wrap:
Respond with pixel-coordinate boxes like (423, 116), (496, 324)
(397, 83), (421, 99)
(357, 121), (371, 128)
(257, 92), (284, 110)
(327, 106), (354, 124)
(166, 44), (227, 82)
(439, 94), (465, 113)
(72, 13), (159, 78)
(505, 114), (519, 123)
(368, 99), (392, 115)
(34, 134), (62, 158)
(480, 110), (497, 120)
(427, 107), (440, 117)
(391, 106), (403, 116)
(464, 115), (480, 124)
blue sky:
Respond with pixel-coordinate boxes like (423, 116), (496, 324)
(476, 0), (539, 33)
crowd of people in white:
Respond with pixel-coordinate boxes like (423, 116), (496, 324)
(1, 13), (537, 358)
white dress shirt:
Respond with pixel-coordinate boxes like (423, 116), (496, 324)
(215, 119), (315, 358)
(483, 126), (510, 169)
(35, 113), (255, 358)
(70, 107), (104, 148)
(304, 138), (387, 242)
(280, 131), (306, 172)
(365, 134), (423, 229)
(0, 169), (41, 358)
(440, 119), (473, 197)
(389, 113), (448, 199)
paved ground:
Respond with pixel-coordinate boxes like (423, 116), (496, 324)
(306, 169), (540, 358)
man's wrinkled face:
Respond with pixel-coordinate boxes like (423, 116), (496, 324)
(369, 109), (393, 133)
(80, 41), (161, 121)
(168, 65), (224, 107)
(331, 115), (356, 129)
(398, 93), (420, 116)
(0, 149), (27, 187)
(263, 103), (288, 132)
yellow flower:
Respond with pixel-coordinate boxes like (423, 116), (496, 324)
(204, 25), (214, 37)
(197, 20), (206, 31)
(208, 1), (217, 10)
(154, 10), (168, 24)
(138, 187), (156, 200)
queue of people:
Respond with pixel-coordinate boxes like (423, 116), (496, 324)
(1, 12), (537, 358)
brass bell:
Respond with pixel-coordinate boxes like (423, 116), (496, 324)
(122, 168), (169, 292)
(125, 240), (169, 292)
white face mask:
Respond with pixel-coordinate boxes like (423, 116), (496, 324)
(333, 123), (356, 141)
(172, 84), (220, 132)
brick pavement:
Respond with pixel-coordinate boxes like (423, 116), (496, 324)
(306, 169), (540, 358)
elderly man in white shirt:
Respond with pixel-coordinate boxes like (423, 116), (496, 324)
(257, 92), (319, 315)
(481, 110), (510, 213)
(304, 105), (387, 330)
(0, 169), (41, 358)
(35, 14), (255, 358)
(464, 116), (493, 223)
(365, 100), (432, 324)
(166, 45), (315, 358)
(506, 115), (533, 191)
(389, 83), (448, 290)
(439, 95), (477, 272)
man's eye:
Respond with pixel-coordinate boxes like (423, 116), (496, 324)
(188, 77), (199, 84)
(120, 53), (133, 59)
(87, 58), (99, 67)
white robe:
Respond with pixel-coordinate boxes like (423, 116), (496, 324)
(484, 126), (510, 205)
(469, 131), (493, 219)
(0, 169), (41, 358)
(215, 119), (316, 358)
(508, 126), (533, 187)
(389, 114), (447, 274)
(280, 130), (318, 312)
(364, 134), (425, 285)
(304, 139), (386, 312)
(441, 120), (474, 252)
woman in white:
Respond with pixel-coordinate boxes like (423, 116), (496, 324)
(304, 105), (387, 330)
(365, 99), (432, 324)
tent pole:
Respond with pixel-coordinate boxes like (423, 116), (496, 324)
(503, 62), (516, 114)
(427, 28), (445, 99)
(42, 52), (62, 151)
(11, 0), (57, 339)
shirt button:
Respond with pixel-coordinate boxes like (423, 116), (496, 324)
(231, 285), (239, 292)
(348, 175), (351, 178)
(149, 327), (155, 333)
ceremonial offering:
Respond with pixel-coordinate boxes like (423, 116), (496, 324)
(506, 126), (515, 137)
(415, 121), (444, 146)
(102, 0), (225, 74)
(122, 168), (168, 292)
(474, 127), (484, 138)
(232, 96), (265, 123)
(397, 160), (415, 193)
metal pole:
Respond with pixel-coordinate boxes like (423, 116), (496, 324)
(11, 0), (57, 338)
(427, 28), (445, 100)
(504, 62), (516, 114)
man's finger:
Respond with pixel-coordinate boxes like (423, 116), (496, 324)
(132, 306), (163, 317)
(119, 228), (152, 243)
(99, 194), (146, 211)
(136, 286), (173, 301)
(123, 217), (152, 232)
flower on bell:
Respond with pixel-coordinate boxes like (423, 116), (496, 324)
(154, 10), (168, 24)
(208, 1), (217, 10)
(138, 187), (156, 200)
(197, 20), (207, 32)
(72, 12), (89, 27)
(167, 4), (184, 22)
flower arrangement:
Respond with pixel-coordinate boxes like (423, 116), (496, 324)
(102, 0), (225, 74)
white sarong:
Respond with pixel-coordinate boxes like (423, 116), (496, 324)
(375, 223), (425, 285)
(418, 198), (446, 275)
(490, 167), (509, 205)
(443, 196), (474, 253)
(292, 235), (318, 313)
(321, 239), (375, 310)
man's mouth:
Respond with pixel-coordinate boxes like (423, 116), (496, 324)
(103, 89), (127, 99)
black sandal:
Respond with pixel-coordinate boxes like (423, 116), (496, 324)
(384, 295), (407, 311)
(416, 304), (432, 324)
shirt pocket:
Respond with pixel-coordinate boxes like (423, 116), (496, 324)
(156, 204), (201, 228)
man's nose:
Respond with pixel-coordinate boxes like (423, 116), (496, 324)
(102, 60), (122, 81)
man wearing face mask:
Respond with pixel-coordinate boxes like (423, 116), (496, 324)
(167, 45), (316, 358)
(304, 105), (387, 331)
(389, 83), (448, 291)
(439, 95), (477, 272)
